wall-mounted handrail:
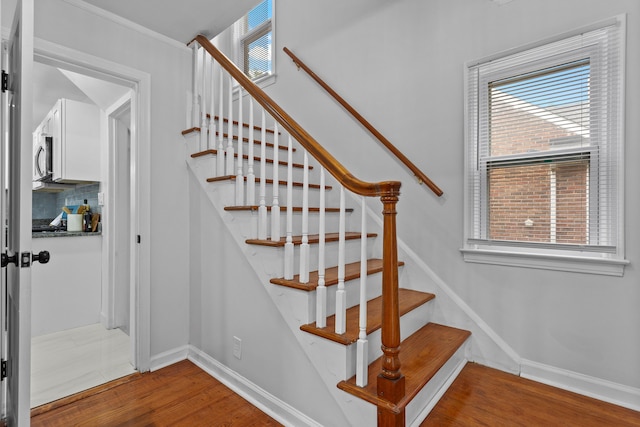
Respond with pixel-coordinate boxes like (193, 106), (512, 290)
(192, 35), (400, 199)
(283, 47), (443, 197)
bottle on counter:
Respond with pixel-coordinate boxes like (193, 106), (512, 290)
(83, 199), (92, 232)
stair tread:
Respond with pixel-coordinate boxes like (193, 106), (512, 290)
(270, 259), (405, 291)
(225, 205), (353, 213)
(246, 232), (377, 247)
(191, 149), (309, 168)
(211, 115), (278, 134)
(337, 322), (471, 412)
(300, 289), (434, 345)
(182, 127), (291, 151)
(206, 175), (331, 190)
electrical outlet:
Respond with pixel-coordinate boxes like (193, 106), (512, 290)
(98, 192), (105, 206)
(233, 336), (242, 360)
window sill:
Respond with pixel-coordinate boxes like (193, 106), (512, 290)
(460, 247), (629, 276)
(233, 73), (277, 100)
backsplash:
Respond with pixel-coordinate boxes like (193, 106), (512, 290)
(32, 183), (102, 220)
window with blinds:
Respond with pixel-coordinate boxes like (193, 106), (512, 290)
(464, 19), (624, 266)
(235, 0), (273, 80)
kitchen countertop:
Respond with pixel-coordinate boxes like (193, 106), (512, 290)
(32, 231), (102, 238)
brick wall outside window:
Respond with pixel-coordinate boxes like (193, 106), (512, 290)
(488, 101), (588, 244)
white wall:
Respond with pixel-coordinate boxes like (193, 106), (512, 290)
(262, 0), (640, 391)
(33, 0), (192, 360)
(188, 175), (351, 426)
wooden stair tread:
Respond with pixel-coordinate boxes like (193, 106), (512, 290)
(246, 232), (377, 247)
(337, 323), (471, 412)
(300, 289), (435, 345)
(225, 205), (352, 213)
(270, 259), (405, 291)
(191, 149), (309, 169)
(211, 115), (278, 134)
(182, 127), (291, 151)
(206, 175), (331, 190)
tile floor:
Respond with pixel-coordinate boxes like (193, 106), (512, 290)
(31, 323), (136, 408)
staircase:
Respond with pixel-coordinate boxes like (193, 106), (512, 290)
(184, 35), (474, 426)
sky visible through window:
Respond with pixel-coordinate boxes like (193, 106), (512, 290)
(248, 0), (272, 30)
(246, 0), (272, 78)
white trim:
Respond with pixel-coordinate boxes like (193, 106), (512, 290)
(61, 0), (189, 51)
(521, 359), (640, 412)
(150, 345), (190, 372)
(33, 36), (152, 373)
(188, 346), (323, 427)
(103, 91), (133, 330)
(461, 248), (628, 276)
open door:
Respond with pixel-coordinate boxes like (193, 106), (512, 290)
(1, 0), (34, 425)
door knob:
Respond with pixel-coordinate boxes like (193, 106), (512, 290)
(32, 251), (50, 264)
(1, 252), (19, 268)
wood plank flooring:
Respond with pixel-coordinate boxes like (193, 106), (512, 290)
(29, 358), (640, 426)
(422, 362), (640, 426)
(31, 360), (281, 427)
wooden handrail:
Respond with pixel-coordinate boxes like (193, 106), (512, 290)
(283, 47), (443, 197)
(191, 35), (400, 199)
(191, 35), (407, 424)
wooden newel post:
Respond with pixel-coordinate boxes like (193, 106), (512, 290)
(377, 191), (405, 427)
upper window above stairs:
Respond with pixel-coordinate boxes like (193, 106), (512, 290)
(233, 0), (274, 83)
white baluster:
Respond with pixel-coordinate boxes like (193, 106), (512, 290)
(226, 76), (235, 175)
(216, 69), (225, 176)
(271, 123), (281, 241)
(191, 42), (199, 129)
(199, 47), (207, 152)
(356, 196), (368, 387)
(207, 56), (215, 152)
(246, 98), (256, 205)
(299, 151), (310, 283)
(284, 135), (294, 280)
(335, 186), (346, 334)
(258, 111), (268, 240)
(236, 88), (244, 205)
(316, 167), (327, 328)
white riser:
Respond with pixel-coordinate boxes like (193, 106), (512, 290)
(321, 299), (434, 383)
(230, 210), (355, 238)
(320, 272), (385, 318)
(248, 239), (379, 281)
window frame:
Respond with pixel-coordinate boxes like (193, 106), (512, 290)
(461, 16), (628, 276)
(233, 0), (276, 87)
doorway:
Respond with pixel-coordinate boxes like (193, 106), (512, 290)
(29, 40), (151, 407)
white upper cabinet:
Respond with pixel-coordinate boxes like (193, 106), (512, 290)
(46, 98), (101, 183)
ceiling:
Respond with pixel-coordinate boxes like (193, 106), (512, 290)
(81, 0), (260, 43)
(2, 0), (259, 44)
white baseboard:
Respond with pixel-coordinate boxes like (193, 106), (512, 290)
(188, 346), (322, 427)
(150, 345), (189, 371)
(521, 359), (640, 412)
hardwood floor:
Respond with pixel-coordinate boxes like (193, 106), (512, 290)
(30, 359), (640, 426)
(31, 360), (281, 426)
(422, 362), (640, 426)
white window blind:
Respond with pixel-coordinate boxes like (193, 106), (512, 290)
(466, 20), (623, 256)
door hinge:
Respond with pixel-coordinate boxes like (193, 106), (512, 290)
(1, 70), (8, 93)
(1, 359), (7, 380)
